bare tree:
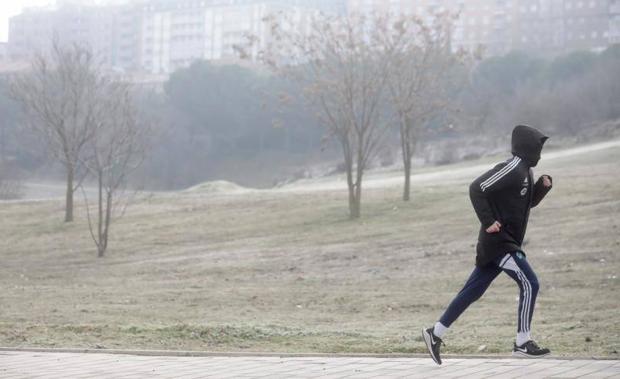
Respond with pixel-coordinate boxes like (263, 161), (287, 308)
(81, 82), (148, 257)
(10, 40), (104, 222)
(240, 14), (394, 218)
(382, 13), (462, 201)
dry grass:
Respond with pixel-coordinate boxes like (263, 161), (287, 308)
(0, 146), (618, 357)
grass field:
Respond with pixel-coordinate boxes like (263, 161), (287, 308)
(0, 143), (618, 357)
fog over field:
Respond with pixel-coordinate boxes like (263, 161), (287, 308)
(1, 142), (618, 356)
(0, 0), (619, 360)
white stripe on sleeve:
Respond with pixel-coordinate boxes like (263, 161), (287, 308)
(480, 157), (521, 192)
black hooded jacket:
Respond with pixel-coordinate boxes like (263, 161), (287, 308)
(469, 125), (552, 267)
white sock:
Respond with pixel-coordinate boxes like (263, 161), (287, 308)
(433, 322), (448, 338)
(516, 331), (531, 346)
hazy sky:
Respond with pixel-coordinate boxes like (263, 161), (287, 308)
(0, 0), (54, 42)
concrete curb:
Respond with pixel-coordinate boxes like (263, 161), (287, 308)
(0, 347), (616, 360)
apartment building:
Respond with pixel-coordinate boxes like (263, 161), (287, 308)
(139, 0), (319, 74)
(558, 0), (615, 51)
(8, 0), (344, 74)
(347, 0), (620, 56)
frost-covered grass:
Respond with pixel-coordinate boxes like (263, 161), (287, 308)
(0, 145), (618, 357)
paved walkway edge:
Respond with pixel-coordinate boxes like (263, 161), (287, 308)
(0, 347), (616, 360)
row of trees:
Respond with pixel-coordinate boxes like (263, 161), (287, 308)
(464, 46), (620, 137)
(3, 42), (618, 198)
(150, 40), (620, 198)
(243, 13), (620, 218)
(240, 12), (464, 217)
(9, 41), (148, 256)
(2, 14), (619, 223)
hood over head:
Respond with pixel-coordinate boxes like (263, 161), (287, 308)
(511, 125), (548, 167)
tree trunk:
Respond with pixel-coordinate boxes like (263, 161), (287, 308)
(65, 166), (74, 222)
(350, 185), (361, 218)
(97, 171), (104, 257)
(348, 188), (360, 219)
(402, 139), (413, 201)
(100, 190), (113, 258)
(353, 163), (363, 219)
(403, 156), (411, 201)
(341, 135), (363, 220)
(346, 161), (359, 219)
(400, 119), (413, 202)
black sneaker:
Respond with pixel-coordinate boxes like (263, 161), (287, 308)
(422, 327), (443, 365)
(512, 340), (551, 358)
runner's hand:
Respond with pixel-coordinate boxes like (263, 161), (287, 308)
(486, 221), (501, 233)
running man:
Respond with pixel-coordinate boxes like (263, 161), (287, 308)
(423, 125), (553, 365)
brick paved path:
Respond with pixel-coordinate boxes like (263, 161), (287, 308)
(0, 351), (618, 378)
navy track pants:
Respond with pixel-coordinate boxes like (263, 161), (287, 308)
(439, 251), (539, 334)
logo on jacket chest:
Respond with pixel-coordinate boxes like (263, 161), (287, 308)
(520, 177), (529, 196)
